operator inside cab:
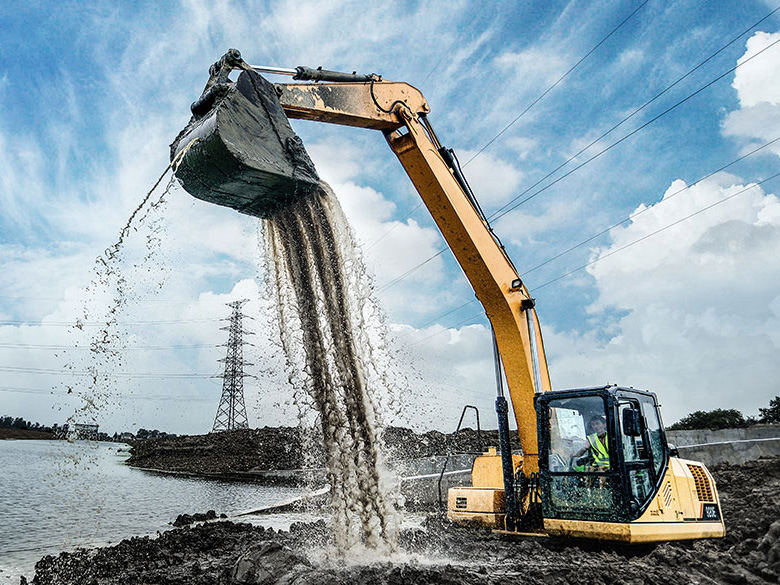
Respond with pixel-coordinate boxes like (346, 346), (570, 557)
(572, 415), (610, 471)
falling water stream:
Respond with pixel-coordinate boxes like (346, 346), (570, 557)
(262, 185), (401, 554)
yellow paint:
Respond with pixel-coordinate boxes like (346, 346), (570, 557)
(446, 510), (506, 529)
(447, 487), (506, 513)
(544, 518), (724, 543)
(471, 451), (523, 488)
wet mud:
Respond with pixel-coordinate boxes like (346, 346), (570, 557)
(262, 189), (401, 552)
(30, 457), (780, 585)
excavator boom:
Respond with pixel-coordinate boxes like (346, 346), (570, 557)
(274, 78), (554, 473)
(172, 54), (551, 474)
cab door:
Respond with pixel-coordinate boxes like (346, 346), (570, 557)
(617, 398), (657, 518)
(539, 392), (627, 522)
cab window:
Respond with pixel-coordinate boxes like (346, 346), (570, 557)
(640, 397), (666, 478)
(619, 401), (653, 508)
(544, 395), (618, 520)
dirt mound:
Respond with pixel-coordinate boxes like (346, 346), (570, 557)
(125, 427), (311, 475)
(125, 426), (515, 479)
(31, 457), (780, 585)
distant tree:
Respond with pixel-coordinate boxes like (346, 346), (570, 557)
(669, 408), (748, 431)
(759, 396), (780, 424)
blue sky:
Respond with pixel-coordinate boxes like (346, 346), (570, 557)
(1, 0), (779, 434)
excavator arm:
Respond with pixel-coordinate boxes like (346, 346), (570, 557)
(272, 76), (552, 474)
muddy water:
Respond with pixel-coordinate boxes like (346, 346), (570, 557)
(262, 186), (400, 554)
(0, 440), (303, 583)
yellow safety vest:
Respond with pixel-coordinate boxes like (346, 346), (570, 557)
(587, 432), (610, 468)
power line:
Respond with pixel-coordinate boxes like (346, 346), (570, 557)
(490, 34), (780, 222)
(0, 385), (214, 402)
(391, 135), (780, 332)
(534, 171), (780, 291)
(366, 1), (650, 252)
(416, 299), (478, 330)
(463, 0), (650, 168)
(419, 4), (490, 87)
(377, 248), (448, 292)
(521, 135), (780, 277)
(375, 28), (780, 291)
(0, 318), (221, 327)
(0, 294), (243, 304)
(0, 342), (218, 351)
(403, 171), (780, 345)
(364, 202), (424, 251)
(0, 364), (215, 378)
(487, 4), (780, 221)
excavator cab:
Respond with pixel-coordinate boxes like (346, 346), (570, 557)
(535, 386), (725, 542)
(537, 387), (667, 523)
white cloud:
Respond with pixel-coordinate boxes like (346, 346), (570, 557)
(389, 322), (496, 431)
(6, 2), (779, 438)
(0, 126), (46, 234)
(305, 140), (450, 321)
(546, 176), (780, 422)
(546, 34), (780, 422)
(457, 149), (524, 208)
(732, 32), (780, 108)
(495, 48), (569, 90)
(497, 197), (585, 246)
(723, 31), (780, 156)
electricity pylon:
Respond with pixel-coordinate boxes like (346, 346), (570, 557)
(212, 299), (253, 432)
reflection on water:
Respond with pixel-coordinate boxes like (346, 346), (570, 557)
(0, 440), (303, 582)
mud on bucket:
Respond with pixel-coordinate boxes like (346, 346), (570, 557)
(170, 70), (320, 219)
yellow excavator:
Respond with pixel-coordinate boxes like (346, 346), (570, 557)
(171, 49), (725, 544)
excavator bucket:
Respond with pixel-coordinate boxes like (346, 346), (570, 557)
(170, 70), (320, 219)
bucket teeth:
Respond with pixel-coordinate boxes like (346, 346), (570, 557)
(171, 70), (320, 219)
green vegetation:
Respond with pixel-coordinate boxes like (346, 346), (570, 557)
(0, 415), (58, 434)
(669, 395), (780, 430)
(668, 409), (750, 431)
(0, 415), (175, 441)
(759, 396), (780, 424)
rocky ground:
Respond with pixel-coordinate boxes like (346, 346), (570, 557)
(125, 426), (511, 480)
(30, 457), (780, 585)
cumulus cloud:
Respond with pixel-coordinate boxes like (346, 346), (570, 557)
(457, 149), (524, 208)
(389, 322), (497, 430)
(6, 2), (780, 437)
(540, 29), (780, 424)
(723, 31), (780, 156)
(546, 175), (780, 422)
